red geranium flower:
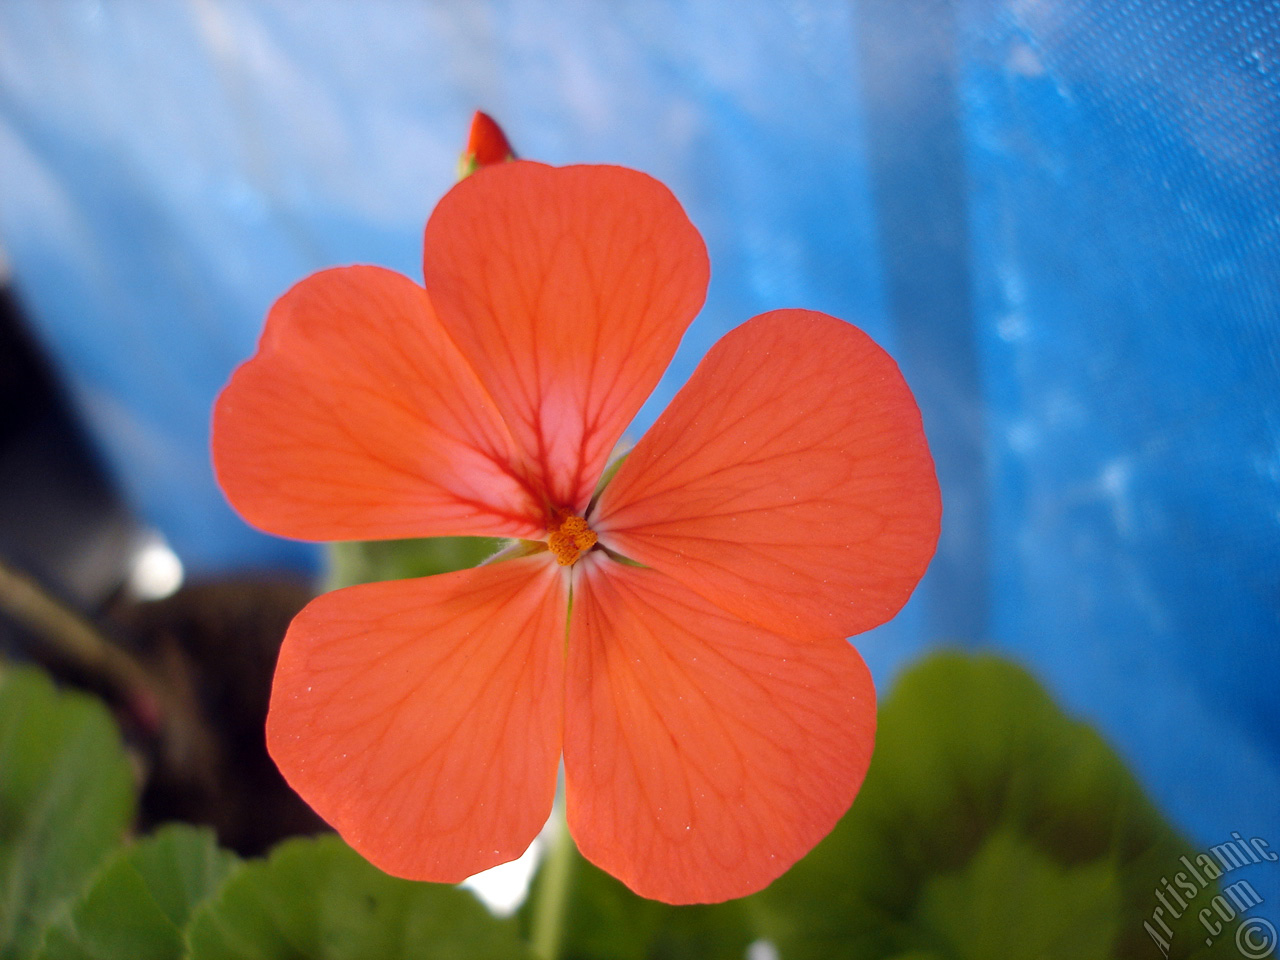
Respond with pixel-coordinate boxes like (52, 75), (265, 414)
(211, 155), (940, 904)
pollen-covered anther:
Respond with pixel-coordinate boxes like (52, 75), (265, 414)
(547, 513), (598, 566)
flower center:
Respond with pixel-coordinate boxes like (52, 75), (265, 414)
(546, 511), (598, 566)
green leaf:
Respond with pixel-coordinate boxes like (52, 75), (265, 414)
(753, 651), (1236, 959)
(185, 834), (535, 960)
(326, 537), (502, 590)
(914, 828), (1120, 958)
(0, 666), (135, 960)
(517, 835), (754, 960)
(34, 824), (237, 960)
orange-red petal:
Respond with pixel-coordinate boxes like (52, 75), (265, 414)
(266, 556), (567, 882)
(563, 555), (876, 903)
(422, 162), (709, 513)
(213, 266), (541, 541)
(593, 309), (941, 642)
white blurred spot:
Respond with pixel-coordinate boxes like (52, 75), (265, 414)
(1008, 41), (1044, 77)
(1099, 457), (1134, 535)
(997, 311), (1027, 342)
(462, 835), (544, 916)
(1007, 421), (1039, 454)
(127, 533), (184, 600)
(747, 939), (780, 960)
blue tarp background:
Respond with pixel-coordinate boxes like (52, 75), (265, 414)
(2, 0), (1277, 908)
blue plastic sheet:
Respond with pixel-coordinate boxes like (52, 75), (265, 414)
(1, 0), (1277, 906)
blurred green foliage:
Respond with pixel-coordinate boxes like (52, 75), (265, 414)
(326, 537), (502, 590)
(516, 652), (1232, 960)
(185, 836), (532, 960)
(0, 599), (1239, 959)
(752, 653), (1229, 959)
(0, 668), (134, 960)
(35, 826), (236, 960)
(519, 840), (755, 960)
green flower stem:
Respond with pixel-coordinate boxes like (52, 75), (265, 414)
(529, 801), (574, 960)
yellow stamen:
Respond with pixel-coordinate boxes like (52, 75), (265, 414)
(547, 512), (597, 566)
